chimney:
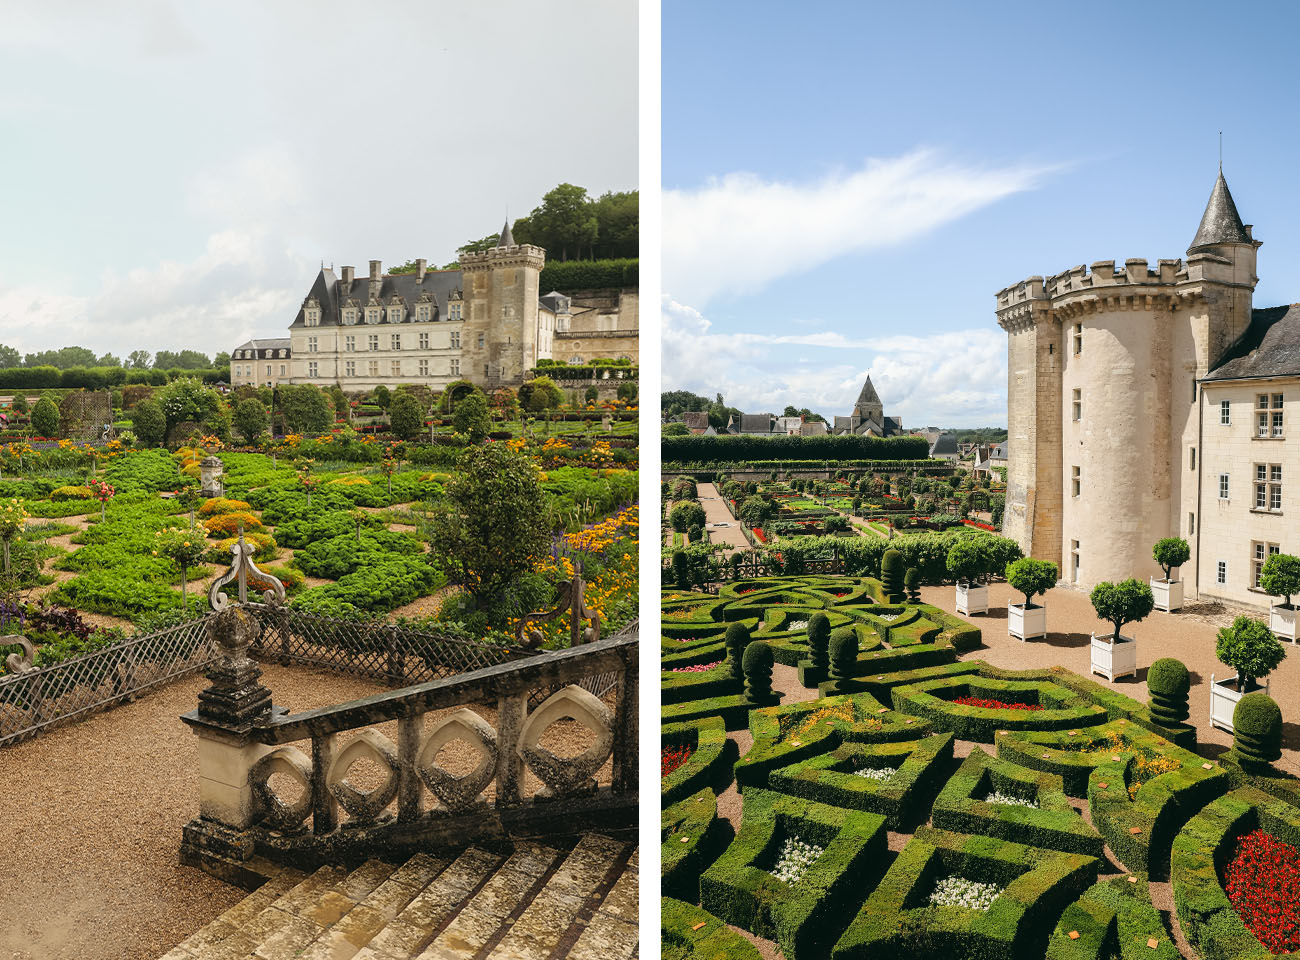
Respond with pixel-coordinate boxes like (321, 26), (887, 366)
(416, 258), (427, 282)
(369, 260), (382, 282)
(369, 260), (382, 299)
(341, 265), (354, 292)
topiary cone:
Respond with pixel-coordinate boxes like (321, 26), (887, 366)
(742, 640), (777, 704)
(1147, 657), (1191, 726)
(904, 566), (921, 603)
(1234, 692), (1283, 768)
(798, 612), (832, 688)
(725, 622), (751, 683)
(881, 549), (904, 603)
(826, 627), (859, 694)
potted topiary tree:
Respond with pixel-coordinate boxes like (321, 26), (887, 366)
(1260, 552), (1300, 643)
(1150, 537), (1190, 612)
(1088, 578), (1154, 682)
(1210, 615), (1287, 733)
(1005, 557), (1057, 641)
(947, 538), (989, 615)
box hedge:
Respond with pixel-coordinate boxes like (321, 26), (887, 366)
(1045, 876), (1179, 959)
(662, 790), (734, 903)
(661, 717), (738, 806)
(891, 676), (1108, 743)
(661, 898), (764, 960)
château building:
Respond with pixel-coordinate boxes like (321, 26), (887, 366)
(996, 170), (1298, 611)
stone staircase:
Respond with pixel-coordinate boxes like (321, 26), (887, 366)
(157, 833), (638, 960)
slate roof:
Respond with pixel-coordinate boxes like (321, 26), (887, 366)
(290, 267), (463, 328)
(855, 376), (882, 406)
(990, 442), (1008, 461)
(929, 433), (959, 457)
(1188, 172), (1252, 254)
(1204, 304), (1300, 382)
(539, 291), (571, 314)
(499, 219), (515, 247)
(233, 338), (291, 357)
(740, 413), (772, 433)
(682, 411), (710, 430)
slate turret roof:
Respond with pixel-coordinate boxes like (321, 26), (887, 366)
(1188, 172), (1252, 254)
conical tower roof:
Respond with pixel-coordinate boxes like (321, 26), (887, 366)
(855, 375), (882, 406)
(1188, 172), (1250, 254)
(499, 219), (515, 247)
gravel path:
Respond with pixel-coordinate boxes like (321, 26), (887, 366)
(697, 483), (750, 554)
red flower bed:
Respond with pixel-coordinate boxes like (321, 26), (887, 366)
(1225, 829), (1300, 952)
(752, 528), (767, 543)
(952, 696), (1043, 711)
(962, 519), (996, 532)
(662, 744), (694, 777)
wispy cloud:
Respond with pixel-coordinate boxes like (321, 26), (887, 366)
(662, 296), (1006, 426)
(663, 149), (1055, 305)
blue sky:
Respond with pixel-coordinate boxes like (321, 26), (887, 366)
(662, 0), (1300, 427)
(0, 0), (636, 361)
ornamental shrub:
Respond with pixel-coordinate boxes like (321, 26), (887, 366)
(1233, 692), (1282, 767)
(672, 549), (690, 591)
(232, 397), (268, 445)
(132, 397), (166, 447)
(669, 501), (706, 533)
(1152, 537), (1190, 581)
(1216, 615), (1286, 690)
(199, 497), (252, 517)
(1147, 658), (1191, 726)
(806, 612), (830, 667)
(828, 627), (858, 689)
(1260, 553), (1300, 607)
(389, 392), (425, 441)
(725, 622), (750, 682)
(742, 639), (774, 703)
(202, 511), (264, 538)
(50, 485), (93, 501)
(452, 392), (491, 442)
(881, 549), (904, 603)
(1090, 578), (1154, 640)
(687, 523), (703, 543)
(31, 397), (58, 438)
(1006, 557), (1058, 608)
(904, 566), (921, 603)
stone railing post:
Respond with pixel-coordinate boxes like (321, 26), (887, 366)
(180, 606), (282, 883)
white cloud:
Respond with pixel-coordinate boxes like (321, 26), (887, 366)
(662, 296), (1006, 427)
(663, 149), (1054, 305)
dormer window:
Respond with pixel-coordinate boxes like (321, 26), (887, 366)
(388, 306), (403, 323)
(449, 303), (462, 321)
(366, 308), (380, 324)
(304, 307), (320, 327)
(416, 305), (430, 322)
(343, 308), (357, 325)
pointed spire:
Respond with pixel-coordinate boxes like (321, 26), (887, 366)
(855, 375), (882, 406)
(499, 219), (515, 247)
(1188, 171), (1251, 254)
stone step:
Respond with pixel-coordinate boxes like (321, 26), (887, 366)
(157, 867), (308, 960)
(414, 841), (565, 960)
(484, 833), (628, 960)
(567, 847), (639, 960)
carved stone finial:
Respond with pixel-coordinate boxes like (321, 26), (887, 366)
(2, 635), (35, 675)
(197, 607), (272, 728)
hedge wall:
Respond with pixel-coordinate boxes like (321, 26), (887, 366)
(537, 257), (637, 292)
(1046, 876), (1179, 959)
(662, 791), (734, 904)
(663, 434), (931, 464)
(0, 366), (228, 389)
(662, 898), (764, 960)
(661, 717), (738, 806)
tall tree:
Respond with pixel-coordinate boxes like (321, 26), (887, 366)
(0, 345), (19, 369)
(154, 349), (212, 370)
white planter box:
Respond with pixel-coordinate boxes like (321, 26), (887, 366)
(1271, 604), (1298, 642)
(1008, 603), (1046, 641)
(1090, 632), (1137, 682)
(1150, 578), (1184, 613)
(1210, 674), (1270, 733)
(955, 582), (988, 616)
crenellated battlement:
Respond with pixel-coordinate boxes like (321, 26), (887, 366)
(458, 243), (546, 269)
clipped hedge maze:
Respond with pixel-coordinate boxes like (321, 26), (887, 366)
(661, 574), (1300, 959)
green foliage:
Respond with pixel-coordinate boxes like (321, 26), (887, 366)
(388, 392), (425, 441)
(661, 718), (739, 807)
(1152, 537), (1190, 581)
(661, 898), (763, 960)
(737, 496), (771, 528)
(1089, 578), (1154, 638)
(451, 392), (490, 442)
(293, 530), (423, 580)
(687, 523), (703, 543)
(1216, 614), (1286, 689)
(827, 627), (858, 692)
(155, 376), (221, 430)
(663, 434), (931, 464)
(670, 501), (707, 532)
(132, 397), (166, 446)
(742, 639), (775, 703)
(903, 566), (920, 602)
(372, 385), (390, 410)
(232, 397), (268, 445)
(1234, 692), (1283, 766)
(724, 622), (751, 681)
(31, 396), (58, 437)
(1006, 557), (1058, 607)
(520, 376), (564, 412)
(880, 549), (903, 603)
(1259, 552), (1300, 605)
(1147, 658), (1191, 726)
(672, 549), (691, 591)
(276, 384), (333, 434)
(291, 556), (441, 618)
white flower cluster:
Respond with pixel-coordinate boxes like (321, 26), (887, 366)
(879, 613), (901, 622)
(983, 790), (1038, 808)
(928, 876), (1004, 911)
(771, 837), (824, 885)
(789, 620), (809, 631)
(853, 766), (895, 782)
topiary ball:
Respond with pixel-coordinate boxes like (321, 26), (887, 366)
(1234, 692), (1283, 767)
(742, 639), (775, 702)
(806, 612), (831, 668)
(828, 627), (858, 681)
(725, 622), (751, 682)
(1147, 657), (1191, 726)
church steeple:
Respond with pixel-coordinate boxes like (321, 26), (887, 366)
(1188, 172), (1251, 255)
(498, 219), (515, 247)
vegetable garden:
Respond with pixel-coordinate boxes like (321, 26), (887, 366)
(662, 574), (1300, 960)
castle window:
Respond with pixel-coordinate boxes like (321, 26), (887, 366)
(449, 303), (462, 321)
(1217, 560), (1227, 585)
(265, 365), (271, 378)
(477, 333), (485, 349)
(418, 359), (429, 376)
(1190, 448), (1196, 470)
(1255, 393), (1285, 437)
(308, 361), (318, 378)
(450, 358), (460, 376)
(343, 309), (357, 325)
(450, 332), (460, 349)
(368, 360), (379, 376)
(307, 336), (318, 353)
(1070, 539), (1080, 583)
(1192, 380), (1197, 401)
(279, 364), (285, 377)
(1188, 512), (1195, 535)
(419, 332), (430, 350)
(367, 308), (380, 324)
(1071, 465), (1080, 498)
(391, 360), (401, 377)
(345, 335), (355, 352)
(1071, 389), (1081, 422)
(390, 333), (401, 350)
(1072, 323), (1082, 355)
(1256, 463), (1283, 512)
(1252, 541), (1281, 589)
(345, 360), (355, 377)
(1219, 473), (1230, 500)
(388, 306), (403, 323)
(304, 308), (320, 327)
(1220, 399), (1231, 425)
(368, 334), (379, 352)
(417, 305), (429, 321)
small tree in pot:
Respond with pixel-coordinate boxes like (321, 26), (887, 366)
(1260, 553), (1300, 641)
(1089, 579), (1154, 642)
(1151, 537), (1190, 612)
(1216, 615), (1286, 693)
(1004, 557), (1057, 641)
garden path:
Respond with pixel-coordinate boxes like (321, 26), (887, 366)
(697, 482), (751, 554)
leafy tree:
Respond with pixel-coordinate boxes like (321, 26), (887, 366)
(1216, 615), (1287, 690)
(24, 345), (98, 369)
(490, 387), (519, 422)
(452, 392), (491, 442)
(389, 392), (425, 441)
(372, 385), (391, 410)
(513, 183), (597, 261)
(155, 376), (221, 430)
(737, 496), (771, 529)
(1090, 578), (1155, 640)
(127, 350), (152, 369)
(946, 538), (989, 585)
(669, 501), (706, 532)
(1005, 557), (1058, 608)
(31, 397), (58, 437)
(132, 398), (166, 446)
(456, 233), (504, 255)
(276, 385), (333, 434)
(521, 376), (564, 412)
(1152, 537), (1191, 582)
(584, 385), (599, 403)
(232, 397), (268, 445)
(588, 189), (638, 259)
(663, 423), (688, 437)
(0, 345), (19, 369)
(153, 349), (211, 370)
(616, 380), (637, 403)
(429, 444), (550, 626)
(212, 351), (230, 368)
(1259, 553), (1300, 607)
